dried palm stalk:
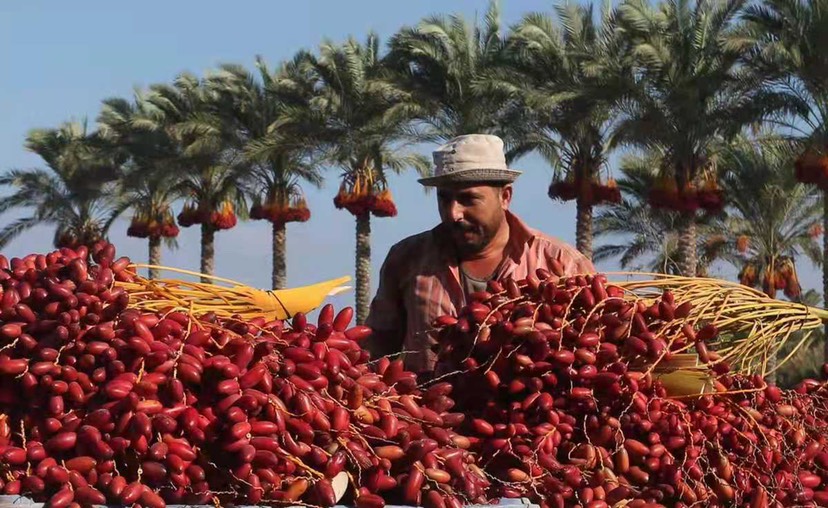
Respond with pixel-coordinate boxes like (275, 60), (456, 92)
(115, 264), (351, 321)
(612, 273), (828, 377)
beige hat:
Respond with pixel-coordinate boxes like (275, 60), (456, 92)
(418, 134), (522, 187)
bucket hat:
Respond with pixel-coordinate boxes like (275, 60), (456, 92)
(418, 134), (522, 186)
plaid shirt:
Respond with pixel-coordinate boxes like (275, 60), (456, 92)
(365, 211), (596, 373)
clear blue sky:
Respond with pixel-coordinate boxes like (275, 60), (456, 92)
(0, 0), (821, 314)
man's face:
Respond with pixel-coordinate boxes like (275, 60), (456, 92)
(437, 183), (512, 255)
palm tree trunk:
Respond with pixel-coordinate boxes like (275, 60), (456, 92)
(200, 223), (215, 284)
(148, 237), (161, 280)
(355, 213), (371, 325)
(762, 268), (779, 386)
(575, 197), (593, 261)
(272, 221), (287, 290)
(823, 192), (828, 364)
(678, 215), (697, 276)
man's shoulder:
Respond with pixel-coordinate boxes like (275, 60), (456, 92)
(521, 224), (595, 271)
(530, 230), (579, 253)
(385, 228), (438, 260)
(376, 228), (441, 287)
(509, 212), (579, 256)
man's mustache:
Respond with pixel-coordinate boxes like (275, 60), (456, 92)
(451, 223), (477, 233)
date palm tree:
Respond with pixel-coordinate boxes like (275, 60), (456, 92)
(142, 73), (247, 282)
(719, 136), (822, 302)
(283, 35), (430, 324)
(0, 121), (120, 250)
(505, 1), (632, 260)
(386, 1), (528, 153)
(717, 135), (823, 383)
(206, 56), (323, 289)
(594, 152), (726, 275)
(741, 0), (828, 361)
(98, 94), (181, 279)
(612, 0), (777, 276)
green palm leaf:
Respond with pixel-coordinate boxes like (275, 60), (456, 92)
(0, 120), (121, 250)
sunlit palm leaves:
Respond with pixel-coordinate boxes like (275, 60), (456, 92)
(0, 121), (121, 250)
(611, 0), (780, 276)
(98, 94), (181, 278)
(386, 1), (529, 153)
(142, 73), (247, 281)
(505, 1), (632, 259)
(300, 33), (431, 324)
(206, 57), (324, 289)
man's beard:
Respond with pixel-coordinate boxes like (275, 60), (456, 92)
(450, 222), (496, 256)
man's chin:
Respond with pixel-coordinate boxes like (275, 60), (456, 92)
(454, 241), (485, 257)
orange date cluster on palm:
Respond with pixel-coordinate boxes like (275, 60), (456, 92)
(548, 177), (621, 206)
(334, 187), (398, 218)
(127, 210), (180, 239)
(430, 270), (828, 508)
(648, 178), (724, 214)
(249, 198), (311, 225)
(177, 201), (237, 230)
(0, 243), (488, 508)
(795, 149), (828, 190)
(738, 258), (802, 301)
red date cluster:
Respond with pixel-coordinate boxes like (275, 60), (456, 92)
(432, 271), (828, 508)
(0, 243), (486, 508)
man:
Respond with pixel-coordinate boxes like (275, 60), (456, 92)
(364, 134), (595, 375)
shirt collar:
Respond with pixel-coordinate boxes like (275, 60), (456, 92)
(503, 210), (537, 262)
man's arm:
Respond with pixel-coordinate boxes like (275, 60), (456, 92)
(362, 328), (405, 360)
(363, 245), (407, 360)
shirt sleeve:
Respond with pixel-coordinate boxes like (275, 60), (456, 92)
(363, 244), (407, 360)
(546, 243), (597, 276)
(568, 248), (597, 274)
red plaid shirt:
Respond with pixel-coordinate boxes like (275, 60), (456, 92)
(365, 211), (595, 373)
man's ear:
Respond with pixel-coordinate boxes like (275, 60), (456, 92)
(500, 184), (513, 209)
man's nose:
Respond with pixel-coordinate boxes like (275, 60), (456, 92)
(448, 202), (465, 222)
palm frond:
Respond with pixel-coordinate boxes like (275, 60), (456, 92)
(0, 216), (46, 249)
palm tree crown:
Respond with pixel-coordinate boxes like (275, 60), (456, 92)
(294, 33), (430, 323)
(612, 0), (776, 276)
(505, 1), (631, 259)
(143, 73), (247, 281)
(719, 135), (822, 300)
(594, 151), (725, 275)
(0, 121), (121, 250)
(206, 56), (324, 289)
(386, 2), (518, 144)
(98, 94), (182, 279)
